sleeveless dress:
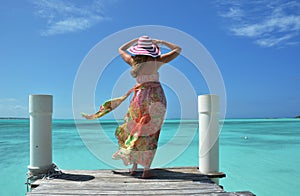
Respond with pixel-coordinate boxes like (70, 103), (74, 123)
(82, 72), (166, 168)
(112, 72), (166, 168)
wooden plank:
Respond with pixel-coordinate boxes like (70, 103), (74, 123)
(29, 186), (224, 194)
(30, 181), (222, 191)
(27, 192), (246, 196)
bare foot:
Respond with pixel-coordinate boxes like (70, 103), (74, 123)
(142, 169), (155, 179)
(130, 163), (137, 176)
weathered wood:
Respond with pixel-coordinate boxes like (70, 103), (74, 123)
(27, 167), (255, 196)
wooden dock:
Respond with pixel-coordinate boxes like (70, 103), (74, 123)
(26, 167), (255, 195)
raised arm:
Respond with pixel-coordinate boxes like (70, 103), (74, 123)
(153, 39), (181, 66)
(118, 38), (138, 66)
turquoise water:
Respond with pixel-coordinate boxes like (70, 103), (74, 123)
(0, 118), (300, 195)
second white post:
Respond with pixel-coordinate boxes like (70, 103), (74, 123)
(198, 94), (220, 184)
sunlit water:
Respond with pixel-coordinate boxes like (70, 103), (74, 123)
(0, 118), (299, 195)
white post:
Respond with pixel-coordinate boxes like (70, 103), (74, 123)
(28, 94), (53, 176)
(198, 94), (220, 184)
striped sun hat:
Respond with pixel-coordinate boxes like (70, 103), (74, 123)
(127, 36), (161, 57)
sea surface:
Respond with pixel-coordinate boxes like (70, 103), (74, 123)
(0, 118), (300, 196)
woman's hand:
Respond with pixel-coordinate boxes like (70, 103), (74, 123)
(152, 39), (162, 46)
(119, 38), (139, 51)
(81, 112), (96, 120)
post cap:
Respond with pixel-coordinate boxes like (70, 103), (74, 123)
(198, 94), (219, 113)
(29, 94), (53, 113)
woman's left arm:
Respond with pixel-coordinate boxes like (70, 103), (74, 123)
(119, 38), (138, 66)
(154, 40), (181, 65)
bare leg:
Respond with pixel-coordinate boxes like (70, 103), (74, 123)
(130, 163), (137, 175)
(142, 167), (155, 179)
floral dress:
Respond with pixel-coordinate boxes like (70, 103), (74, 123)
(83, 72), (166, 168)
(113, 73), (166, 168)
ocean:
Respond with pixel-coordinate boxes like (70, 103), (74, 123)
(0, 118), (300, 196)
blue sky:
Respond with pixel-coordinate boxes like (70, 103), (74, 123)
(0, 0), (299, 119)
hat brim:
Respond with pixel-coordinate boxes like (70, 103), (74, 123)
(127, 44), (161, 57)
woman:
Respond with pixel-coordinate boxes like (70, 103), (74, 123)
(83, 36), (181, 178)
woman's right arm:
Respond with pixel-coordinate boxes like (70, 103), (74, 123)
(119, 38), (138, 66)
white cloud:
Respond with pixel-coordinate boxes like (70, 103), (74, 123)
(32, 0), (110, 36)
(0, 98), (28, 117)
(219, 7), (244, 20)
(255, 34), (296, 48)
(217, 0), (300, 47)
(232, 15), (300, 36)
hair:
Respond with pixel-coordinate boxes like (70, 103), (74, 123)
(130, 55), (155, 78)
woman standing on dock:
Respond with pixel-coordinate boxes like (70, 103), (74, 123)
(83, 35), (181, 178)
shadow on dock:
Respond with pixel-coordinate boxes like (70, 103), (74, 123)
(112, 168), (214, 182)
(54, 172), (95, 181)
